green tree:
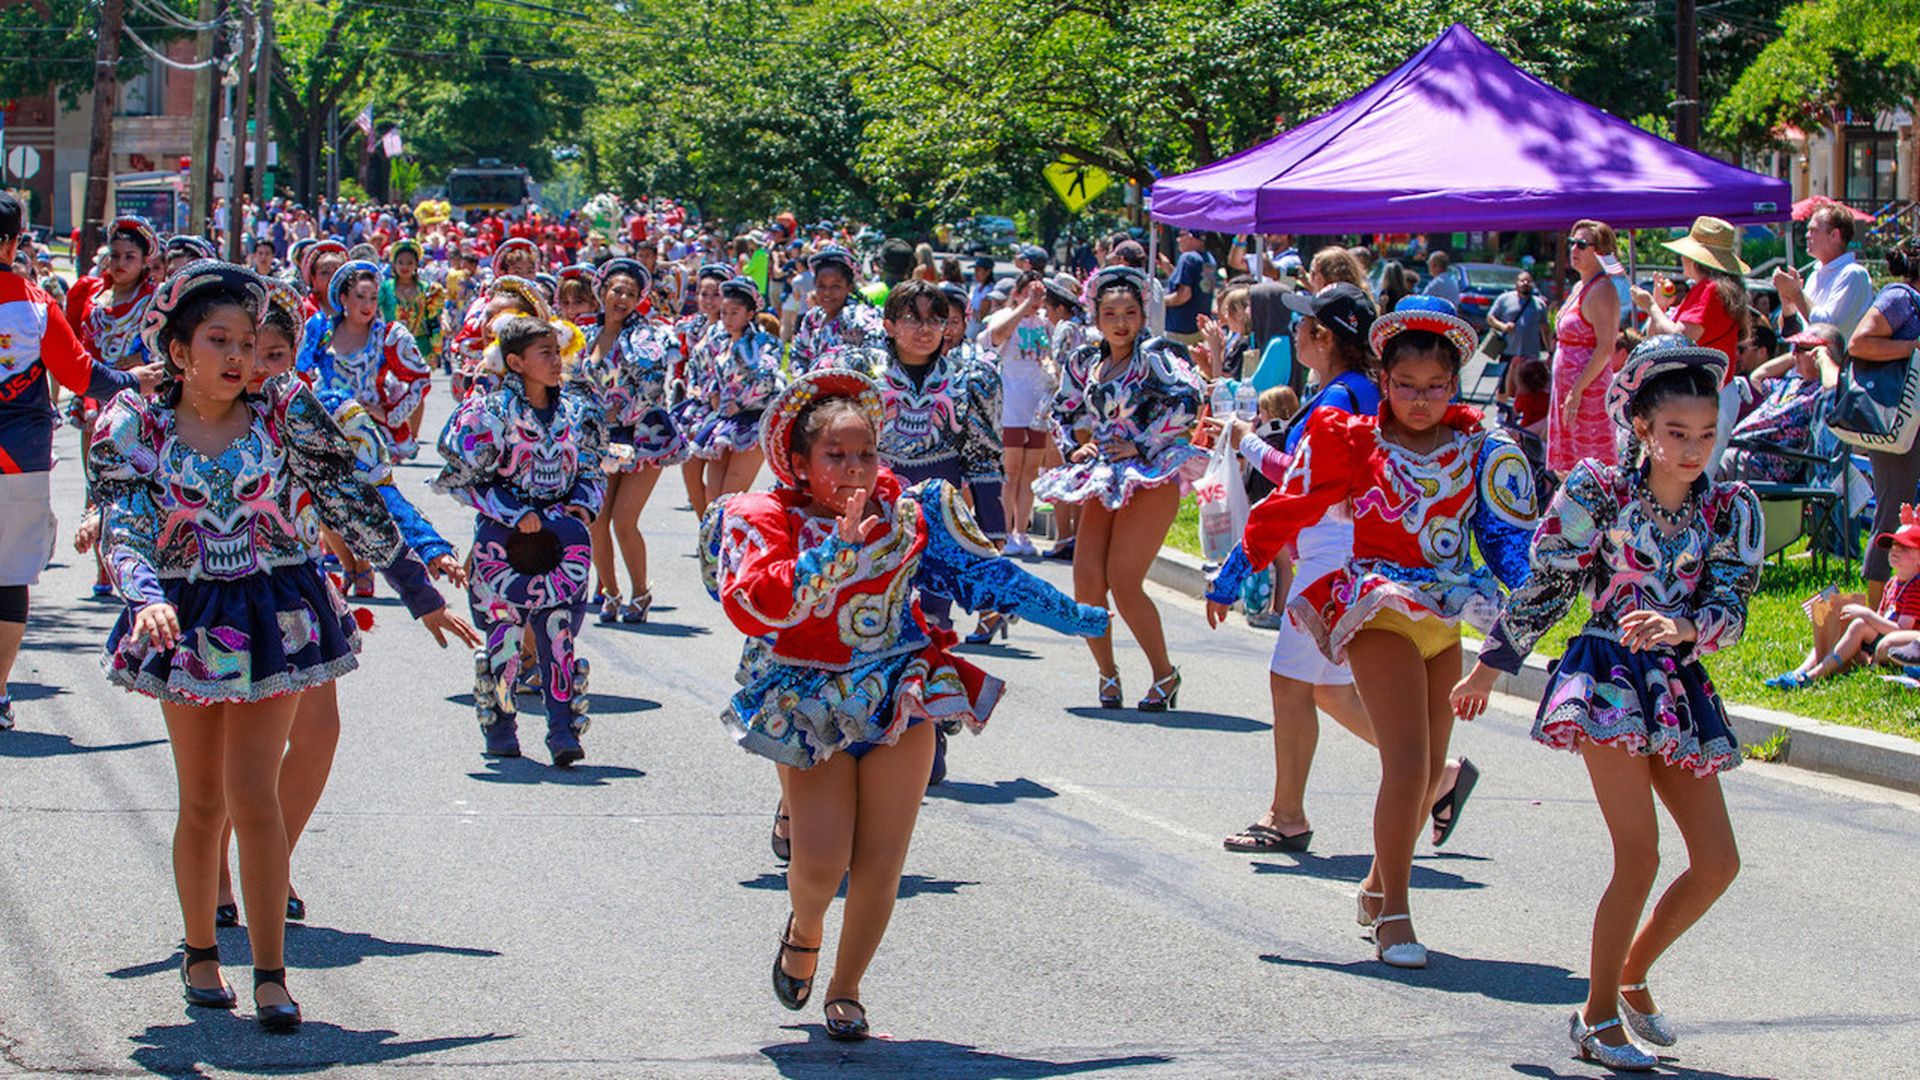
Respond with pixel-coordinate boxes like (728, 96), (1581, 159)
(0, 0), (185, 107)
(1712, 0), (1920, 148)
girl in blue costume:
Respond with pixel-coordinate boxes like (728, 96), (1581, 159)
(788, 244), (884, 375)
(576, 258), (688, 625)
(212, 281), (481, 929)
(703, 368), (1108, 1041)
(1452, 337), (1760, 1070)
(689, 277), (785, 502)
(435, 315), (605, 768)
(1034, 266), (1206, 710)
(92, 262), (471, 1033)
(673, 263), (735, 516)
(297, 260), (433, 461)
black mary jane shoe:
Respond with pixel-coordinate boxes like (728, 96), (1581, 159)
(214, 902), (240, 929)
(179, 942), (237, 1009)
(823, 998), (871, 1042)
(286, 893), (306, 922)
(772, 913), (819, 1011)
(252, 967), (302, 1034)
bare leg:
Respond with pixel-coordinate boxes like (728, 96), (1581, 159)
(590, 472), (626, 600)
(682, 458), (710, 518)
(825, 721), (937, 1015)
(778, 752), (858, 986)
(1002, 446), (1032, 539)
(705, 453), (729, 503)
(1619, 760), (1739, 1020)
(1071, 499), (1116, 678)
(1104, 484), (1181, 681)
(161, 702), (230, 994)
(611, 466), (662, 598)
(1258, 675), (1373, 835)
(222, 694), (302, 1007)
(718, 449), (764, 497)
(1577, 741), (1660, 1046)
(279, 683), (339, 854)
(0, 617), (23, 700)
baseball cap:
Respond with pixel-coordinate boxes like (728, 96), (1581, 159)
(1876, 505), (1920, 551)
(1282, 282), (1375, 346)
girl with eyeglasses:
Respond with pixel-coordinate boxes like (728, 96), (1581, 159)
(1227, 295), (1538, 969)
(1549, 219), (1623, 478)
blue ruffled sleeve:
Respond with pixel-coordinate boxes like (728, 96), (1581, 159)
(910, 481), (1108, 638)
(1470, 432), (1538, 591)
(1206, 544), (1254, 605)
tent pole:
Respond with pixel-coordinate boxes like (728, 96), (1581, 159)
(1785, 219), (1795, 273)
(1254, 234), (1266, 280)
(1627, 229), (1636, 282)
(1147, 222), (1163, 336)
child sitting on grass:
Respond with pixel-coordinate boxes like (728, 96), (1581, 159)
(1767, 504), (1920, 689)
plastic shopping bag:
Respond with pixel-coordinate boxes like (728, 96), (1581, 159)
(1196, 431), (1250, 563)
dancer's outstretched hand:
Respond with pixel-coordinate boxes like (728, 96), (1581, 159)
(1449, 662), (1499, 722)
(133, 602), (181, 651)
(73, 509), (100, 554)
(1205, 599), (1231, 628)
(428, 553), (468, 588)
(419, 607), (483, 649)
(836, 487), (879, 544)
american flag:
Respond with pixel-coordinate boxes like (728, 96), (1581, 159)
(353, 105), (375, 151)
(1802, 585), (1836, 620)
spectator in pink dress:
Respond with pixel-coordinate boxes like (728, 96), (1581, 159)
(1547, 219), (1622, 476)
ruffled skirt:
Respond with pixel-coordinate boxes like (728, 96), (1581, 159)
(1033, 445), (1207, 511)
(1289, 559), (1500, 664)
(724, 632), (1004, 768)
(690, 409), (764, 460)
(103, 563), (360, 704)
(605, 405), (692, 471)
(1532, 634), (1739, 777)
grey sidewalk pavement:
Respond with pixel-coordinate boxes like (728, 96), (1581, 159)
(1149, 546), (1920, 796)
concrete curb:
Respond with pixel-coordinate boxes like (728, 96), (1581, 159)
(1151, 545), (1920, 797)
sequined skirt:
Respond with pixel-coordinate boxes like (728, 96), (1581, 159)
(1532, 634), (1739, 777)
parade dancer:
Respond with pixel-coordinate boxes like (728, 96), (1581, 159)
(1034, 266), (1206, 711)
(164, 235), (218, 277)
(702, 368), (1107, 1040)
(674, 263), (738, 516)
(1222, 295), (1537, 968)
(447, 276), (554, 399)
(212, 281), (480, 927)
(1452, 336), (1760, 1070)
(380, 238), (446, 436)
(91, 262), (467, 1033)
(688, 277), (783, 502)
(0, 195), (162, 732)
(434, 315), (605, 767)
(789, 245), (883, 375)
(578, 258), (688, 623)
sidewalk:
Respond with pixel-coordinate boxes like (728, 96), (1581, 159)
(1147, 545), (1920, 796)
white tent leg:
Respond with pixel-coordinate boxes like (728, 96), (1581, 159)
(1147, 224), (1163, 336)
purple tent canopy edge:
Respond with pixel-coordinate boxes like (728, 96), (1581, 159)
(1150, 24), (1791, 235)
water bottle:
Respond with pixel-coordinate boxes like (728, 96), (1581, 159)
(1235, 380), (1259, 421)
(1210, 379), (1235, 417)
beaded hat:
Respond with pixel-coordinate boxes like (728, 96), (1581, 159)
(140, 260), (268, 364)
(1605, 333), (1727, 439)
(164, 234), (216, 262)
(485, 274), (555, 322)
(327, 259), (383, 311)
(719, 276), (761, 311)
(1368, 295), (1477, 362)
(107, 217), (159, 257)
(489, 237), (539, 274)
(594, 257), (651, 296)
(299, 239), (348, 283)
(761, 367), (886, 489)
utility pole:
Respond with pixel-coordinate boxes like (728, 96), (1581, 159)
(187, 0), (219, 235)
(251, 0), (272, 207)
(326, 106), (338, 202)
(1675, 0), (1700, 148)
(80, 0), (128, 260)
(225, 0), (251, 259)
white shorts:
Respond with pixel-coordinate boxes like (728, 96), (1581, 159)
(0, 472), (57, 587)
(1269, 517), (1354, 685)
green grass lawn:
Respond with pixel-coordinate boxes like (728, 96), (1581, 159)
(1163, 495), (1920, 741)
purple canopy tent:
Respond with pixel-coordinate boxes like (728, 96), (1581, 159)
(1149, 24), (1790, 236)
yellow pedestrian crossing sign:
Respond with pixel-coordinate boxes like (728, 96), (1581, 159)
(1043, 157), (1111, 213)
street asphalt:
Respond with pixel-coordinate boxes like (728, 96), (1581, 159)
(3, 383), (1917, 1080)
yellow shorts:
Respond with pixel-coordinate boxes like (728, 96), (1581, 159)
(1362, 607), (1459, 661)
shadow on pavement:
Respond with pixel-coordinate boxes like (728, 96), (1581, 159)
(1065, 706), (1269, 733)
(129, 1013), (512, 1076)
(737, 873), (979, 899)
(466, 758), (646, 787)
(762, 1027), (1171, 1077)
(1249, 851), (1487, 890)
(2, 680), (64, 701)
(1260, 952), (1584, 1005)
(1511, 1061), (1774, 1080)
(591, 620), (710, 639)
(0, 732), (166, 759)
(109, 930), (501, 981)
(444, 692), (661, 716)
(926, 777), (1058, 805)
(951, 643), (1043, 662)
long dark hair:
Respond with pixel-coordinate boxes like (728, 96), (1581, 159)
(1694, 262), (1750, 341)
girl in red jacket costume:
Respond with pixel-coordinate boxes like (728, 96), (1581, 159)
(1227, 295), (1538, 968)
(703, 368), (1107, 1040)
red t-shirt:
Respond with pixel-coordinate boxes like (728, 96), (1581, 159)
(1514, 389), (1550, 429)
(627, 216), (647, 244)
(1879, 573), (1920, 627)
(1676, 282), (1739, 383)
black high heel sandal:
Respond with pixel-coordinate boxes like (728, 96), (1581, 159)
(252, 967), (302, 1033)
(771, 807), (792, 862)
(824, 998), (870, 1042)
(772, 914), (818, 1011)
(964, 612), (1009, 645)
(179, 942), (236, 1009)
(214, 902), (239, 928)
(286, 892), (306, 922)
(1097, 672), (1122, 709)
(1137, 668), (1181, 713)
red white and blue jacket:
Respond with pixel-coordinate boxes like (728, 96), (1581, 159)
(0, 270), (140, 474)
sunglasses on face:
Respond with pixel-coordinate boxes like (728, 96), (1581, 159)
(1570, 237), (1595, 250)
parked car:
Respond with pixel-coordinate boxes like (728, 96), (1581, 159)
(1454, 262), (1525, 332)
(953, 215), (1018, 254)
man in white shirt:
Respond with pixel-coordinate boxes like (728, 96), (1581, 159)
(1774, 203), (1874, 337)
(1423, 250), (1461, 305)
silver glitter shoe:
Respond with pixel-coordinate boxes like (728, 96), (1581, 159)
(1569, 1012), (1657, 1071)
(1618, 982), (1677, 1047)
(1368, 913), (1428, 969)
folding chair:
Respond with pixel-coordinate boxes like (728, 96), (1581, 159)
(1724, 432), (1858, 577)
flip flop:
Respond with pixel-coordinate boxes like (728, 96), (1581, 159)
(1430, 758), (1479, 848)
(1223, 822), (1313, 853)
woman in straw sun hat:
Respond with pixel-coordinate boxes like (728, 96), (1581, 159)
(1632, 216), (1751, 377)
